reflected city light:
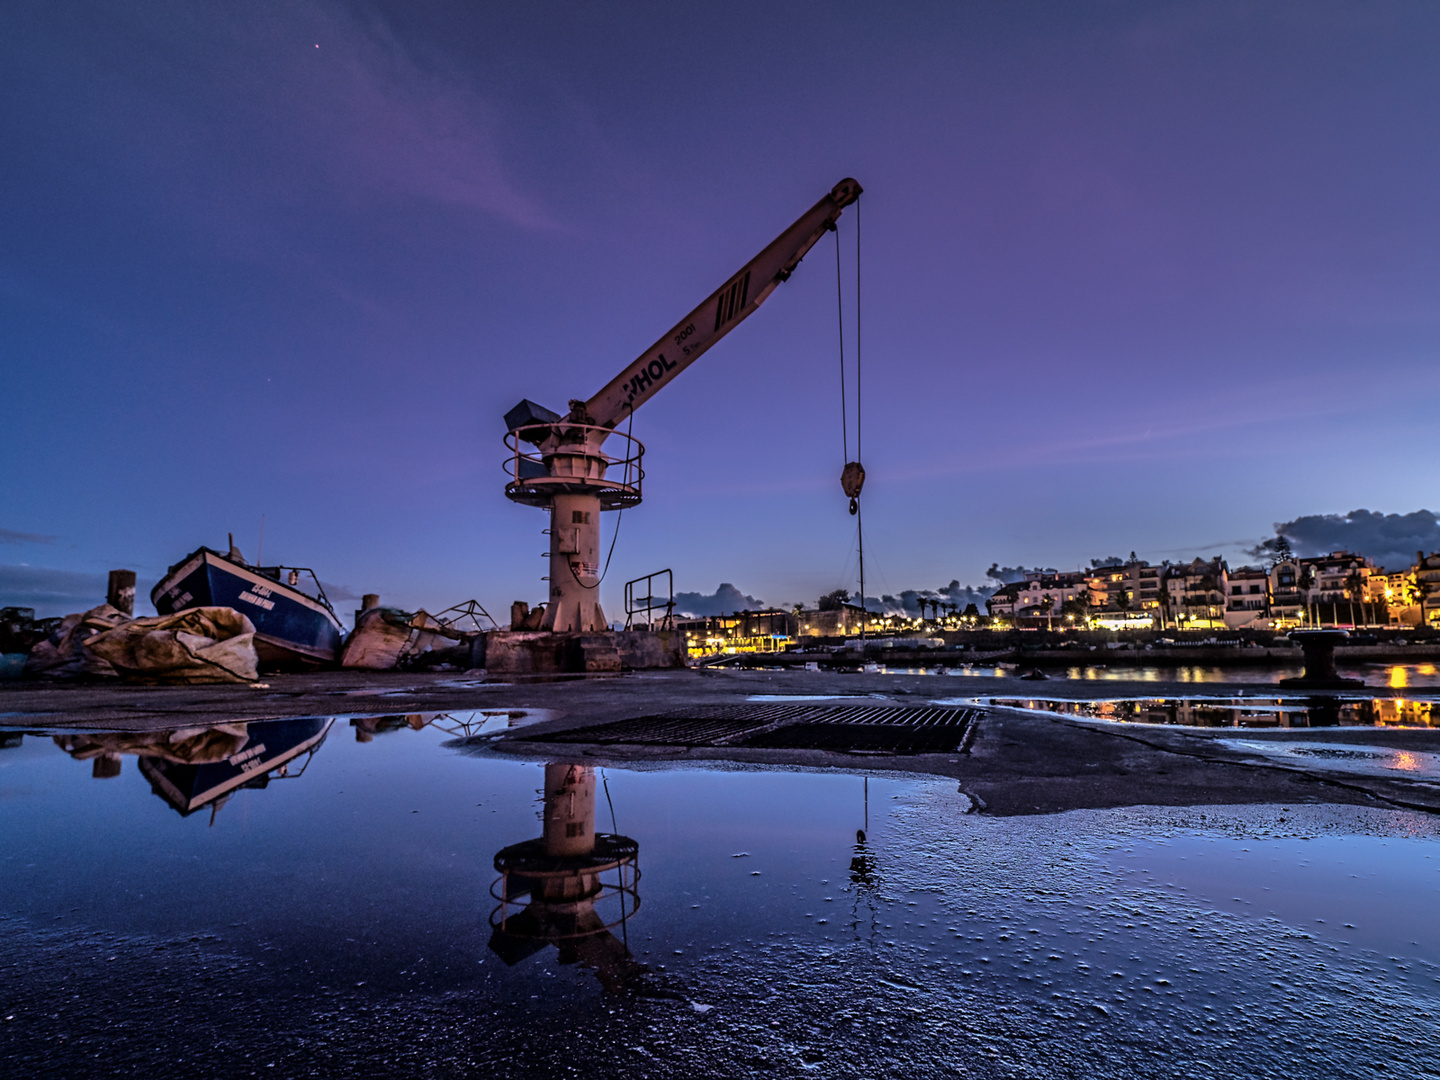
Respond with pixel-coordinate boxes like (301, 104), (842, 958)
(996, 696), (1438, 729)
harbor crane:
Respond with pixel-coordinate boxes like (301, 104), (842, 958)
(503, 178), (863, 633)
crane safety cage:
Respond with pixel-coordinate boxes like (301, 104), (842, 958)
(490, 833), (642, 940)
(502, 422), (644, 511)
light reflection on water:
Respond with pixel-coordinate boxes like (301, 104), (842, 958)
(2, 714), (1439, 1076)
(874, 662), (1440, 687)
(986, 696), (1440, 728)
(1055, 663), (1440, 687)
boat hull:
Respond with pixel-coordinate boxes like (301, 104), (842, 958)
(152, 549), (344, 668)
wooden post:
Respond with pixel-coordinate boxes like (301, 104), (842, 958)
(107, 570), (136, 616)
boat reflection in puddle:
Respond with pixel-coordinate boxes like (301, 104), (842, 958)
(52, 715), (334, 820)
(990, 695), (1438, 727)
(489, 762), (658, 994)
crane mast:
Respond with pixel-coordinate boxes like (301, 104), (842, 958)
(503, 178), (862, 634)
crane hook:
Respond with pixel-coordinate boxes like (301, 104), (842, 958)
(841, 461), (865, 515)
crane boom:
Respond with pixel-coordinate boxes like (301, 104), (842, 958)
(584, 177), (862, 429)
(502, 177), (862, 638)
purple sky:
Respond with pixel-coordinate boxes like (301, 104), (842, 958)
(4, 1), (1439, 620)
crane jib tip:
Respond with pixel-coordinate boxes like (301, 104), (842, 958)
(831, 178), (863, 206)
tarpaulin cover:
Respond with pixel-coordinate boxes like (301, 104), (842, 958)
(83, 607), (259, 683)
(23, 604), (132, 679)
(340, 607), (460, 670)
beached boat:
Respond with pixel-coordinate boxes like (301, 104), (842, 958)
(151, 542), (345, 667)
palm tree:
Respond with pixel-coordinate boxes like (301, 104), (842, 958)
(1343, 570), (1366, 628)
(1040, 593), (1056, 631)
(1415, 573), (1438, 629)
(1197, 573), (1220, 627)
(1297, 564), (1317, 626)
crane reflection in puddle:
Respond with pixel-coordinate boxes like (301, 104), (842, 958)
(51, 716), (333, 822)
(489, 762), (660, 994)
(350, 710), (538, 742)
(849, 775), (881, 940)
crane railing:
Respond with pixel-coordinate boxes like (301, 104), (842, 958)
(502, 422), (644, 510)
(624, 569), (674, 630)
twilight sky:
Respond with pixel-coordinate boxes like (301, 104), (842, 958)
(3, 0), (1439, 620)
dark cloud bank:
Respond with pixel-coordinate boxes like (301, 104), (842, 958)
(1257, 509), (1440, 571)
(674, 583), (767, 617)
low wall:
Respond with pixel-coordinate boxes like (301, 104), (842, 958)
(485, 630), (685, 674)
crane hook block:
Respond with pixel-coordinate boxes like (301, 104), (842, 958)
(841, 461), (865, 515)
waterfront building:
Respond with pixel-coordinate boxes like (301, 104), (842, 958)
(1086, 559), (1164, 621)
(678, 609), (800, 657)
(984, 582), (1023, 621)
(1414, 551), (1440, 627)
(1295, 551), (1373, 626)
(798, 603), (868, 638)
(1223, 566), (1269, 629)
(1372, 569), (1416, 626)
(1166, 557), (1229, 630)
(1267, 559), (1306, 625)
(1003, 571), (1091, 627)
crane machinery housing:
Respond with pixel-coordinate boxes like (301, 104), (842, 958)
(496, 178), (862, 671)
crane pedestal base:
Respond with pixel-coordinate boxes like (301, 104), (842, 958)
(485, 630), (685, 675)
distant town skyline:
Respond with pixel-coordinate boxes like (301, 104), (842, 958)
(4, 2), (1439, 621)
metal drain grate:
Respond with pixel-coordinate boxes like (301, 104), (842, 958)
(530, 703), (980, 754)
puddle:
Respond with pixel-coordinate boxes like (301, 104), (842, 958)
(1, 715), (1438, 1077)
(1217, 739), (1440, 780)
(980, 695), (1439, 728)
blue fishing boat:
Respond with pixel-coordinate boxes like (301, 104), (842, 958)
(151, 541), (345, 668)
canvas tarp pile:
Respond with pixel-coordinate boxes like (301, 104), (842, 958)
(26, 605), (259, 684)
(340, 607), (464, 670)
(24, 604), (133, 679)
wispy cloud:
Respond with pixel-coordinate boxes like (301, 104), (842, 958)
(0, 529), (58, 546)
(51, 1), (557, 247)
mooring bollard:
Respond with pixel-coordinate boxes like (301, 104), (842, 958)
(1279, 629), (1363, 688)
(107, 570), (136, 616)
